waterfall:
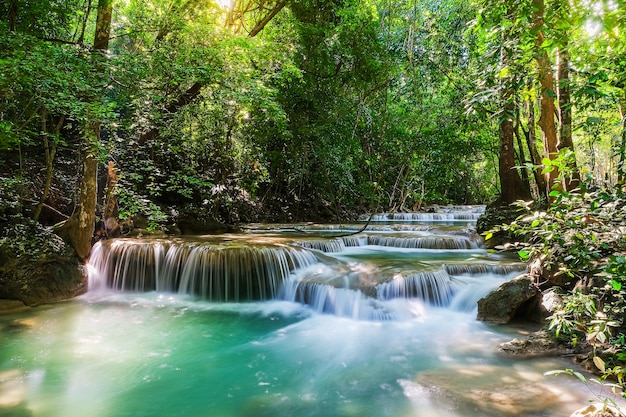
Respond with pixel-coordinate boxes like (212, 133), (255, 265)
(443, 263), (527, 276)
(293, 233), (480, 253)
(89, 239), (319, 301)
(376, 270), (462, 306)
(366, 235), (480, 249)
(282, 280), (396, 320)
(358, 206), (485, 222)
(87, 214), (516, 320)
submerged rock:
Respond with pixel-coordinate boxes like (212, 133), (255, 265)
(570, 403), (625, 417)
(414, 364), (578, 416)
(477, 274), (538, 323)
(0, 370), (29, 414)
(498, 329), (579, 357)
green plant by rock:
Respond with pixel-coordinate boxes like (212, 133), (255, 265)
(486, 177), (626, 393)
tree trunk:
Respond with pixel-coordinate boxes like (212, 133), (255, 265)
(532, 0), (560, 195)
(513, 108), (531, 192)
(499, 102), (531, 204)
(524, 100), (548, 201)
(498, 20), (531, 205)
(34, 110), (63, 221)
(59, 0), (112, 261)
(557, 42), (580, 190)
(618, 94), (626, 184)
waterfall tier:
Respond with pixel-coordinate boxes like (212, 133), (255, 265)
(89, 239), (319, 301)
(88, 212), (521, 320)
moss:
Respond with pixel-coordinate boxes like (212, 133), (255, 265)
(0, 215), (86, 305)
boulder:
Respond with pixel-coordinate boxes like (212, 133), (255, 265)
(477, 274), (538, 323)
(0, 216), (86, 306)
(522, 287), (564, 323)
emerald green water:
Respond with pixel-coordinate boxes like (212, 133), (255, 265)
(0, 214), (618, 416)
(0, 294), (606, 417)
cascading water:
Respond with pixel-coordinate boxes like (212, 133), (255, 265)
(89, 239), (319, 301)
(0, 206), (612, 417)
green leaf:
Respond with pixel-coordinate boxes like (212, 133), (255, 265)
(518, 250), (531, 260)
(484, 232), (493, 240)
(612, 280), (622, 291)
(531, 220), (540, 227)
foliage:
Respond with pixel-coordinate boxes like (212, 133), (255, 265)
(487, 174), (626, 391)
(0, 0), (624, 236)
(489, 178), (626, 285)
(0, 215), (70, 261)
(116, 182), (168, 232)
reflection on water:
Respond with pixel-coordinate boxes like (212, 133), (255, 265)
(0, 209), (619, 416)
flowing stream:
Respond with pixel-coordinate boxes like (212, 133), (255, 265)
(0, 207), (616, 416)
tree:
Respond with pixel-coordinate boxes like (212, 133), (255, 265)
(57, 0), (113, 260)
(532, 0), (560, 196)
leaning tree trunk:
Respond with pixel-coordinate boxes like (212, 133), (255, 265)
(524, 98), (548, 200)
(59, 0), (112, 261)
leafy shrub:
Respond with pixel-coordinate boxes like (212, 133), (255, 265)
(487, 182), (626, 391)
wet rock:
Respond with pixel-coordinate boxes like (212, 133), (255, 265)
(570, 403), (625, 417)
(522, 287), (564, 324)
(477, 274), (538, 324)
(0, 299), (26, 313)
(498, 329), (579, 357)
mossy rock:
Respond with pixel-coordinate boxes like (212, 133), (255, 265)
(0, 215), (86, 305)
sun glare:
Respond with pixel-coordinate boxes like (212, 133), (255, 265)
(215, 0), (233, 9)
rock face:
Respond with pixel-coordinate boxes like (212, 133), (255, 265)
(0, 216), (87, 306)
(477, 274), (539, 324)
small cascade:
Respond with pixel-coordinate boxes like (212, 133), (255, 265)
(283, 281), (396, 320)
(89, 239), (319, 301)
(376, 270), (462, 306)
(293, 233), (480, 253)
(294, 235), (370, 252)
(444, 263), (527, 276)
(358, 206), (485, 222)
(295, 239), (347, 253)
(366, 235), (481, 250)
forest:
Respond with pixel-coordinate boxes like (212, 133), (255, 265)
(0, 0), (624, 244)
(2, 0), (626, 414)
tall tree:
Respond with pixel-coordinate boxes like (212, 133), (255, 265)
(58, 0), (113, 260)
(532, 0), (560, 195)
(554, 0), (580, 189)
(498, 5), (531, 204)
